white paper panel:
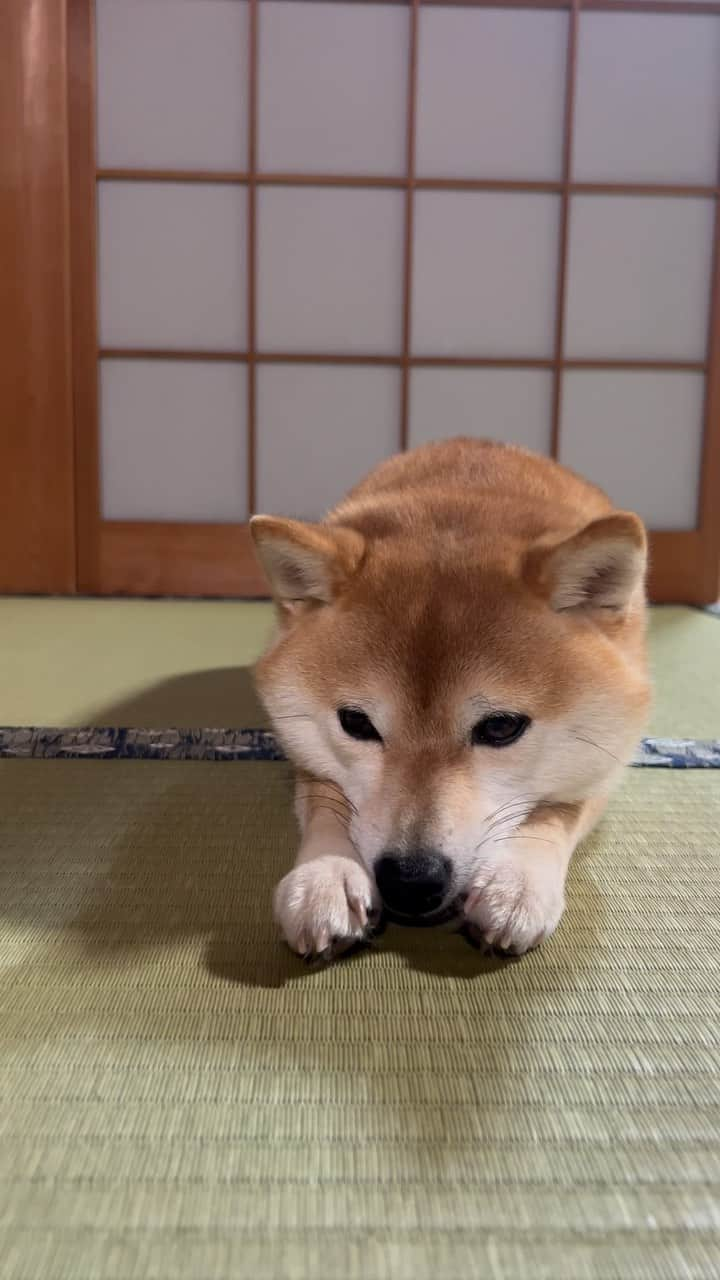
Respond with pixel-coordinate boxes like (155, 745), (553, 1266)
(559, 371), (704, 530)
(258, 2), (408, 175)
(98, 183), (247, 350)
(412, 192), (559, 357)
(96, 0), (248, 170)
(416, 8), (567, 180)
(257, 188), (404, 353)
(256, 365), (399, 519)
(409, 369), (552, 454)
(565, 197), (714, 360)
(101, 360), (247, 521)
(573, 15), (720, 184)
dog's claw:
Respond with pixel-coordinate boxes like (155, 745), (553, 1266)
(463, 921), (500, 956)
(347, 894), (368, 929)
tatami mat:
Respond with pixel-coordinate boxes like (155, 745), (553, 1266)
(0, 597), (273, 729)
(0, 762), (718, 1277)
(0, 596), (718, 1276)
(1, 598), (718, 738)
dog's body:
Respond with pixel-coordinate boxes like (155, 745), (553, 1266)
(252, 438), (650, 960)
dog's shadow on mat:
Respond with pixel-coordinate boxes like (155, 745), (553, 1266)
(69, 762), (599, 989)
(3, 665), (606, 987)
(66, 761), (517, 989)
(81, 664), (270, 733)
(69, 763), (604, 987)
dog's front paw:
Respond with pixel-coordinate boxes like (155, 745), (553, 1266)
(274, 856), (380, 961)
(464, 856), (565, 956)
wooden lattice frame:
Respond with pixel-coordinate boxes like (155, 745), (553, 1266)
(69, 0), (720, 601)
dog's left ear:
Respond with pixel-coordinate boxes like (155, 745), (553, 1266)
(525, 512), (647, 612)
(250, 516), (365, 605)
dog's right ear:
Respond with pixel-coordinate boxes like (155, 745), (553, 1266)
(250, 516), (365, 606)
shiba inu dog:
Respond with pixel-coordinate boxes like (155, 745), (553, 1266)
(251, 438), (650, 961)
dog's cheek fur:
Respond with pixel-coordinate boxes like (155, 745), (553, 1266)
(254, 662), (393, 865)
(255, 606), (650, 877)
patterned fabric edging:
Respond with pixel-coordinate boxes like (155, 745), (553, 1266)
(0, 727), (719, 768)
(633, 738), (720, 768)
(0, 727), (284, 762)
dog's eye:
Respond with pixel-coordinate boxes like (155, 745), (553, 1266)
(472, 713), (530, 748)
(338, 707), (382, 743)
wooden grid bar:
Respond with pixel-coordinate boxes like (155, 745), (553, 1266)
(696, 127), (720, 598)
(550, 0), (579, 459)
(69, 0), (101, 593)
(99, 349), (709, 373)
(399, 0), (420, 451)
(97, 170), (720, 199)
(246, 0), (258, 516)
(585, 0), (720, 12)
(426, 0), (720, 11)
(243, 0), (720, 10)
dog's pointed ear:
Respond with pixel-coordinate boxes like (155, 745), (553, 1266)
(250, 516), (365, 605)
(525, 513), (647, 612)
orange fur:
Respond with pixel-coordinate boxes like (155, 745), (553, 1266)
(252, 439), (650, 960)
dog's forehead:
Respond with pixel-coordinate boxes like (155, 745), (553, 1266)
(337, 567), (574, 716)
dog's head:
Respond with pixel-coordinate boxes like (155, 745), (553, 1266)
(251, 513), (650, 921)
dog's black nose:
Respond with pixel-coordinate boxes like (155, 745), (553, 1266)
(375, 851), (452, 917)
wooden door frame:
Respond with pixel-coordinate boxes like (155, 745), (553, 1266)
(1, 0), (76, 594)
(67, 0), (720, 603)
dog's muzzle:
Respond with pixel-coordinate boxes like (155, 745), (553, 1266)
(374, 850), (452, 918)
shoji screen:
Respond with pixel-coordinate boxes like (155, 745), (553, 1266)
(71, 0), (720, 600)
